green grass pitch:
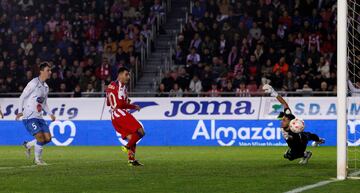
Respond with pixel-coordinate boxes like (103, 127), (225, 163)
(0, 146), (359, 193)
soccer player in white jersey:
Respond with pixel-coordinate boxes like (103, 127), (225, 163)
(16, 62), (56, 165)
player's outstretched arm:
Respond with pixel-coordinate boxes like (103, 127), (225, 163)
(134, 104), (141, 111)
(276, 95), (290, 110)
(263, 84), (290, 109)
(114, 97), (141, 111)
(127, 98), (141, 111)
(125, 99), (141, 111)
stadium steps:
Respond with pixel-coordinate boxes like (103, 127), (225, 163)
(134, 0), (189, 94)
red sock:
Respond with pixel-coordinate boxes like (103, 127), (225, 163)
(127, 133), (140, 148)
(130, 144), (136, 154)
(128, 149), (135, 160)
(128, 145), (136, 161)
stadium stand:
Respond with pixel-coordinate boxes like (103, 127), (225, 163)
(0, 0), (338, 97)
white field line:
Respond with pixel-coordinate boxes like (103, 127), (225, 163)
(348, 170), (360, 179)
(349, 170), (360, 177)
(0, 166), (15, 170)
(0, 164), (50, 170)
(284, 179), (338, 193)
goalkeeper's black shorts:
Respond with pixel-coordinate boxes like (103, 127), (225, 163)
(283, 148), (305, 161)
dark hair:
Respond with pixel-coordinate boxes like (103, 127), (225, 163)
(277, 108), (296, 121)
(118, 67), (129, 74)
(39, 62), (51, 71)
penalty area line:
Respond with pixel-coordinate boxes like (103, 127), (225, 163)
(284, 179), (338, 193)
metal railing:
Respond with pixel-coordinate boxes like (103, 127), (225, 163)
(149, 0), (180, 93)
(0, 91), (337, 98)
(147, 0), (190, 92)
(130, 0), (171, 92)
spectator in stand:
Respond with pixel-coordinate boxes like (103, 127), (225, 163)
(169, 83), (184, 97)
(236, 82), (250, 97)
(189, 75), (202, 96)
(273, 57), (289, 76)
(192, 0), (206, 19)
(73, 84), (82, 97)
(156, 83), (168, 97)
(186, 47), (201, 65)
(222, 81), (235, 97)
(207, 82), (221, 97)
(227, 46), (239, 69)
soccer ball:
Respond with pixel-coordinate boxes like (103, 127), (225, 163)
(289, 118), (305, 133)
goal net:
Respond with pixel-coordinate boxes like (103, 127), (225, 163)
(346, 0), (360, 178)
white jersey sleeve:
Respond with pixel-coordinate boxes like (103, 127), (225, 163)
(18, 79), (37, 114)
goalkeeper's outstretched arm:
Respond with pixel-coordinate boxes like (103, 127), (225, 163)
(276, 95), (289, 110)
(263, 84), (290, 110)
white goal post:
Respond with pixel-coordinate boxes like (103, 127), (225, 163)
(337, 0), (348, 180)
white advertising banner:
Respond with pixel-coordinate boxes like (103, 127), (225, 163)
(1, 97), (359, 120)
(102, 97), (261, 120)
(259, 97), (360, 120)
(0, 97), (261, 120)
(0, 98), (105, 120)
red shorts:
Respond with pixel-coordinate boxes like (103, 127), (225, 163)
(111, 109), (142, 139)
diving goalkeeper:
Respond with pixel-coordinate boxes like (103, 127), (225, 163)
(263, 84), (325, 164)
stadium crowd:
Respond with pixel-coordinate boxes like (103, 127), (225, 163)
(0, 0), (165, 96)
(0, 0), (341, 97)
(160, 0), (338, 97)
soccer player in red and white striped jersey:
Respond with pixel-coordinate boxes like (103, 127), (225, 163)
(105, 67), (145, 166)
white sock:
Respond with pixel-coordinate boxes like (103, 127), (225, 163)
(34, 143), (43, 162)
(26, 139), (36, 149)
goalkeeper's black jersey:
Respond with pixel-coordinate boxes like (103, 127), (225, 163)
(284, 129), (308, 150)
